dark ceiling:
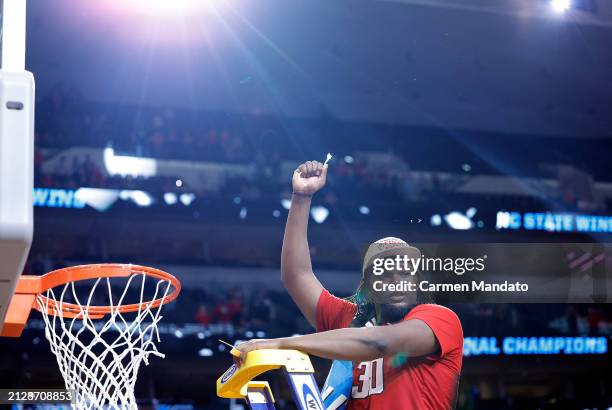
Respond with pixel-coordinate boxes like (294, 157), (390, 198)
(22, 0), (612, 137)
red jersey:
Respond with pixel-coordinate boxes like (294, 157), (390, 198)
(316, 290), (463, 410)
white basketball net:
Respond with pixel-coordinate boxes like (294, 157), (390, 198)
(36, 273), (173, 410)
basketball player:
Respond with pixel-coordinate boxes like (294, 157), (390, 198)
(235, 160), (463, 409)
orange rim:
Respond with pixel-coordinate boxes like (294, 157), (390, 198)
(18, 264), (181, 319)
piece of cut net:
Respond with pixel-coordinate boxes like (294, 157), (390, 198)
(37, 272), (172, 410)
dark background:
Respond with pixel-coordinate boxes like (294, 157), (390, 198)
(1, 0), (612, 408)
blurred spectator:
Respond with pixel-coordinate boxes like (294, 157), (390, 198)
(588, 306), (602, 335)
(227, 292), (244, 326)
(213, 300), (233, 324)
(195, 305), (212, 326)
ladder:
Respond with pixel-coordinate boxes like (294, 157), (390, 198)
(217, 348), (325, 410)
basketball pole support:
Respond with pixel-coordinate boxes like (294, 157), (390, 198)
(217, 349), (325, 410)
(0, 0), (35, 334)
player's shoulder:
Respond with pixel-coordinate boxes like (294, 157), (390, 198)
(406, 304), (464, 347)
(407, 303), (461, 322)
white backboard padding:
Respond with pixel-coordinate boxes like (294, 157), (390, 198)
(0, 70), (35, 331)
(1, 0), (27, 72)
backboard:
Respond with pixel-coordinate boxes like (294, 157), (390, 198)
(0, 0), (35, 335)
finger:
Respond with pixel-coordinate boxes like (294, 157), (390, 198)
(234, 348), (249, 367)
(315, 162), (323, 176)
(239, 342), (252, 353)
(310, 161), (317, 175)
(312, 162), (319, 177)
(306, 161), (313, 176)
(321, 163), (329, 183)
(235, 342), (249, 353)
(297, 164), (307, 175)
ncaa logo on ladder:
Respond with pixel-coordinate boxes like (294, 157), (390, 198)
(221, 364), (237, 384)
(302, 383), (323, 410)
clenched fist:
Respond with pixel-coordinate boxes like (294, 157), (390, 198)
(292, 160), (328, 196)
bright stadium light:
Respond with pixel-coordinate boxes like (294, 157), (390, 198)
(281, 199), (292, 210)
(113, 0), (208, 16)
(143, 0), (205, 12)
(444, 212), (473, 230)
(430, 214), (442, 226)
(164, 193), (178, 205)
(75, 188), (121, 212)
(444, 208), (478, 230)
(179, 193), (195, 206)
(359, 206), (370, 215)
(198, 348), (213, 357)
(119, 190), (154, 207)
(311, 206), (329, 224)
(550, 0), (571, 13)
(130, 191), (154, 207)
(104, 147), (157, 178)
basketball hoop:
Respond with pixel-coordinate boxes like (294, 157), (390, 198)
(1, 264), (181, 409)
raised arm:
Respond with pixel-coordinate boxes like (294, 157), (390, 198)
(281, 160), (328, 328)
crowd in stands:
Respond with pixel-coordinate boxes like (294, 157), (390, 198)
(31, 87), (612, 213)
(24, 253), (612, 338)
(37, 87), (612, 180)
(181, 293), (612, 338)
